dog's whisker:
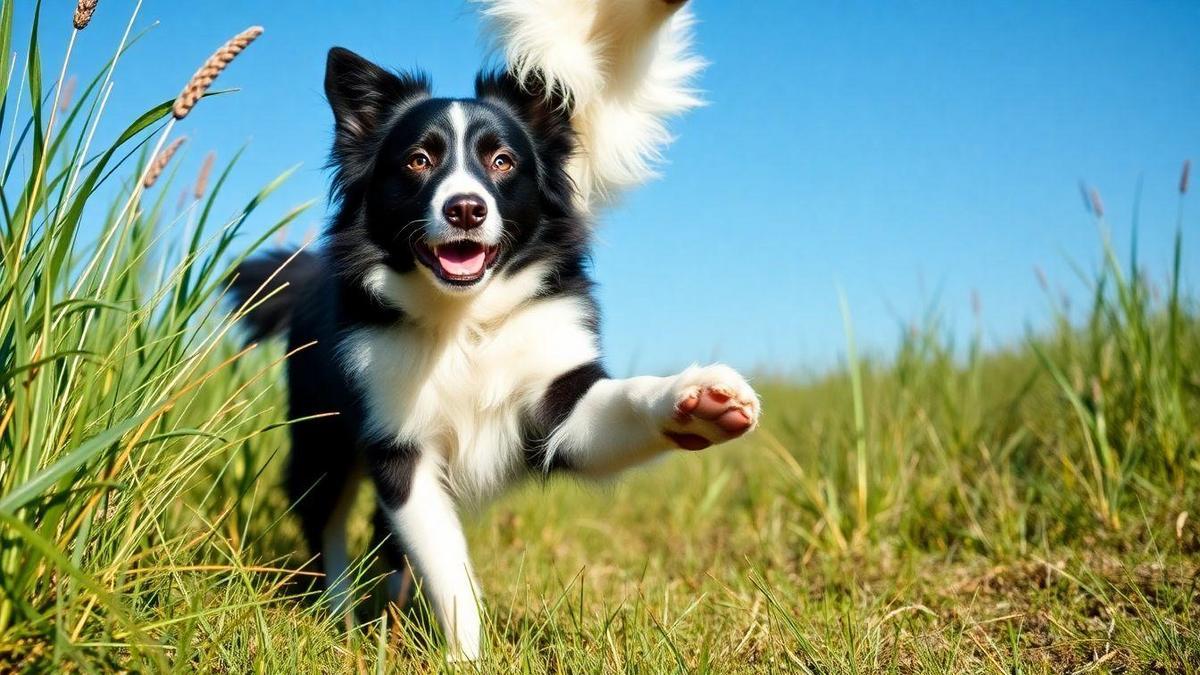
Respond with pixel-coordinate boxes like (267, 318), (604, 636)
(392, 218), (429, 245)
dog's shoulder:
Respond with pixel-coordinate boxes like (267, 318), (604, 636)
(337, 262), (600, 498)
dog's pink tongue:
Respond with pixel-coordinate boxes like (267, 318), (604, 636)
(436, 243), (486, 276)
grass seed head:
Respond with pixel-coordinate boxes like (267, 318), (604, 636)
(1089, 187), (1105, 218)
(1181, 160), (1191, 195)
(173, 26), (263, 120)
(142, 137), (186, 189)
(58, 75), (77, 113)
(1034, 265), (1049, 292)
(73, 0), (98, 30)
(194, 151), (216, 200)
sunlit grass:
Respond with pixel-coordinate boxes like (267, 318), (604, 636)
(0, 4), (1196, 672)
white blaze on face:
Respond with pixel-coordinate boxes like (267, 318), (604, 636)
(426, 102), (502, 248)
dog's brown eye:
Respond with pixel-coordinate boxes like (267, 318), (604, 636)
(407, 153), (432, 172)
(491, 153), (514, 173)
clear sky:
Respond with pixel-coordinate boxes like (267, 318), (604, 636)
(15, 1), (1200, 376)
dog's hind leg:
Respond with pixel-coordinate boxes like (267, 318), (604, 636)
(319, 468), (362, 624)
(286, 432), (363, 625)
(370, 504), (413, 609)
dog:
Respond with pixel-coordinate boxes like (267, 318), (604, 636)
(230, 0), (759, 660)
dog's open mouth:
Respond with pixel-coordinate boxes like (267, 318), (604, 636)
(414, 240), (500, 285)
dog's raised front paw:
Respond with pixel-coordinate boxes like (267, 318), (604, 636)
(659, 364), (759, 450)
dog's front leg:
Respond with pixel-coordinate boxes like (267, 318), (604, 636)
(541, 363), (760, 477)
(370, 445), (482, 661)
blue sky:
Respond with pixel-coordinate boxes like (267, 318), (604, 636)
(16, 1), (1200, 375)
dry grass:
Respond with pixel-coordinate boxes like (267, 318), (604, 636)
(0, 3), (1196, 673)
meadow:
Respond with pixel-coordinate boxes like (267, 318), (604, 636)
(0, 4), (1197, 672)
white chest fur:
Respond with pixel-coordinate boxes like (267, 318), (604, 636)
(341, 266), (599, 502)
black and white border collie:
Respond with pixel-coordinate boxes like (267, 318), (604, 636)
(231, 0), (759, 660)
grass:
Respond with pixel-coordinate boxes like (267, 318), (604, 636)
(1, 4), (1197, 673)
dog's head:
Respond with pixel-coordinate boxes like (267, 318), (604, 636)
(324, 47), (578, 296)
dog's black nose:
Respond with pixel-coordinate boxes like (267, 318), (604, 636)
(443, 194), (487, 230)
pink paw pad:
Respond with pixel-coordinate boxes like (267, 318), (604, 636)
(666, 386), (755, 450)
(673, 392), (700, 422)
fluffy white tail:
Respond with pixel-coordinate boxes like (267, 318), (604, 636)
(480, 0), (705, 212)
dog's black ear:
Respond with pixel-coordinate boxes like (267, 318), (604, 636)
(325, 47), (429, 185)
(475, 69), (572, 138)
(475, 70), (576, 206)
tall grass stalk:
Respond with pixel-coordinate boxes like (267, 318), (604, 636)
(837, 288), (869, 542)
(0, 4), (311, 668)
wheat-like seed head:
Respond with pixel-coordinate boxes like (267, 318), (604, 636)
(73, 0), (98, 30)
(1088, 187), (1105, 218)
(194, 151), (216, 200)
(173, 26), (264, 120)
(142, 137), (186, 189)
(59, 76), (78, 113)
(1181, 160), (1191, 195)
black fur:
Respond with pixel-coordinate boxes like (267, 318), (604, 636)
(366, 439), (419, 509)
(227, 249), (323, 342)
(230, 47), (602, 593)
(524, 360), (610, 473)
